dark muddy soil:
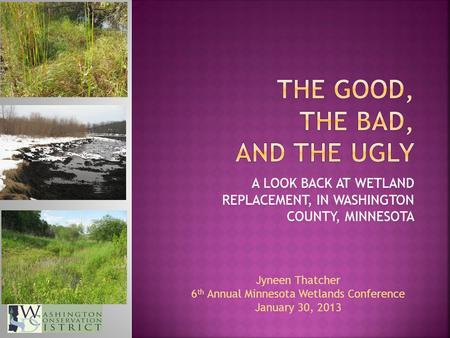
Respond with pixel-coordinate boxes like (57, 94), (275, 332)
(14, 138), (126, 200)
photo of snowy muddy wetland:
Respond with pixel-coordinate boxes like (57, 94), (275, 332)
(0, 105), (126, 200)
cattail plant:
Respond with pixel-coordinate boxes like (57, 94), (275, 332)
(0, 3), (49, 71)
(82, 2), (95, 96)
(0, 2), (127, 97)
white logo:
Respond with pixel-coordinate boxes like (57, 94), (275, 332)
(7, 304), (42, 333)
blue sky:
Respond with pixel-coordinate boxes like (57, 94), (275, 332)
(41, 210), (127, 231)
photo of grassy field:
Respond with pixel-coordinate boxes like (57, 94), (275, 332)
(0, 2), (127, 97)
(2, 210), (127, 304)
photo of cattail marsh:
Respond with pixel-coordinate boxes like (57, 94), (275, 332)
(2, 210), (127, 304)
(0, 2), (127, 97)
(0, 105), (126, 200)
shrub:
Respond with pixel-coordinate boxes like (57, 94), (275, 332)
(113, 227), (127, 257)
(88, 215), (126, 242)
(54, 225), (83, 241)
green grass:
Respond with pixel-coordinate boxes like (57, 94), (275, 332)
(0, 3), (127, 97)
(2, 230), (127, 304)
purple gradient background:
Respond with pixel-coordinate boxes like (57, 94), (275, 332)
(133, 1), (448, 337)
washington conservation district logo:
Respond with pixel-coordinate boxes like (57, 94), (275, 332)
(8, 305), (42, 333)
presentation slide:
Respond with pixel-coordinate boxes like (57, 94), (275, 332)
(0, 1), (448, 337)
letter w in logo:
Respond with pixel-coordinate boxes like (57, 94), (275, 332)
(20, 305), (41, 319)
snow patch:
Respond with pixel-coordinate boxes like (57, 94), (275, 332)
(0, 134), (83, 191)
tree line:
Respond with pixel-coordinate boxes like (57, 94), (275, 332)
(2, 211), (126, 243)
(0, 106), (86, 137)
(89, 121), (126, 134)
